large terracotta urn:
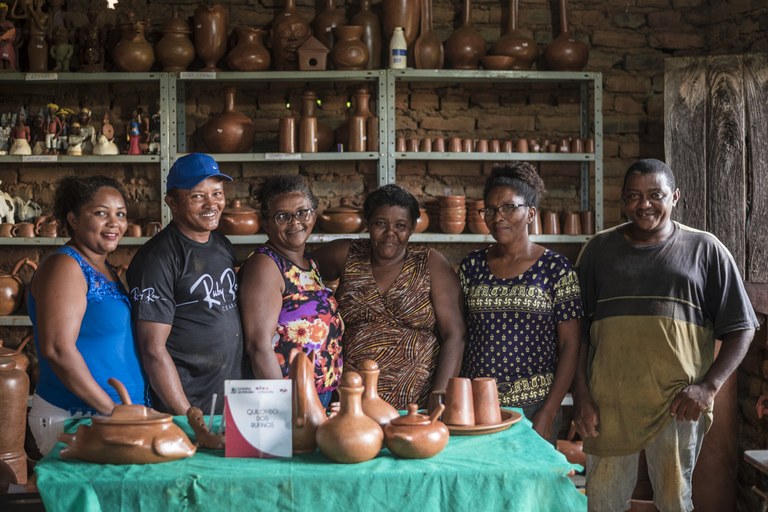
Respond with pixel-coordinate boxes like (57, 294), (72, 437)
(202, 87), (255, 153)
(490, 0), (538, 70)
(112, 19), (155, 72)
(271, 0), (311, 71)
(330, 25), (368, 71)
(226, 27), (271, 71)
(413, 0), (443, 69)
(350, 0), (381, 69)
(314, 0), (346, 51)
(543, 0), (588, 71)
(444, 0), (486, 70)
(0, 357), (29, 485)
(194, 3), (229, 71)
(155, 8), (195, 72)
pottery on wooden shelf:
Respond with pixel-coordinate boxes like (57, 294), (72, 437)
(0, 257), (36, 316)
(194, 3), (229, 71)
(316, 371), (384, 463)
(0, 357), (28, 484)
(543, 0), (589, 71)
(58, 378), (197, 464)
(289, 349), (327, 454)
(331, 25), (368, 71)
(217, 200), (260, 236)
(226, 26), (271, 72)
(445, 0), (486, 70)
(0, 335), (31, 372)
(155, 8), (195, 72)
(314, 0), (346, 51)
(359, 359), (400, 427)
(350, 0), (381, 69)
(413, 0), (443, 69)
(271, 0), (311, 71)
(490, 0), (537, 70)
(384, 403), (449, 459)
(202, 87), (255, 153)
(112, 19), (155, 72)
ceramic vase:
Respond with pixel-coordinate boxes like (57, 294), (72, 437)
(226, 27), (271, 71)
(289, 349), (327, 454)
(112, 20), (155, 72)
(194, 3), (229, 71)
(350, 0), (381, 69)
(299, 90), (319, 153)
(358, 359), (399, 427)
(382, 0), (419, 47)
(348, 86), (374, 152)
(155, 8), (195, 72)
(543, 0), (588, 71)
(316, 371), (384, 463)
(27, 32), (47, 72)
(0, 358), (29, 484)
(271, 0), (311, 71)
(331, 25), (368, 71)
(413, 0), (443, 69)
(445, 0), (486, 70)
(490, 0), (538, 70)
(202, 87), (255, 153)
(314, 0), (346, 51)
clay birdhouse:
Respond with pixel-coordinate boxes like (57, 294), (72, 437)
(298, 36), (329, 71)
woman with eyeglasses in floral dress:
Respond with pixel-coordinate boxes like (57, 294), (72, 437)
(238, 175), (343, 407)
(459, 162), (583, 445)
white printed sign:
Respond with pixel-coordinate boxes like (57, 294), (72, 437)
(224, 380), (292, 458)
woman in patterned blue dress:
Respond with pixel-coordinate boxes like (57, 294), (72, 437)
(460, 162), (583, 444)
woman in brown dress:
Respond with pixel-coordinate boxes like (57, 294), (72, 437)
(314, 184), (465, 410)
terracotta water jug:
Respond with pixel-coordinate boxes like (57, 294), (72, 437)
(289, 349), (327, 454)
(299, 90), (319, 153)
(350, 0), (381, 69)
(316, 371), (383, 463)
(194, 3), (229, 71)
(0, 258), (37, 316)
(413, 0), (443, 69)
(314, 0), (346, 51)
(271, 0), (311, 71)
(226, 27), (271, 71)
(331, 25), (368, 71)
(0, 358), (28, 484)
(359, 359), (399, 427)
(202, 87), (255, 153)
(444, 0), (486, 70)
(543, 0), (588, 71)
(382, 0), (419, 49)
(155, 8), (195, 72)
(112, 19), (155, 72)
(0, 335), (31, 372)
(491, 0), (538, 70)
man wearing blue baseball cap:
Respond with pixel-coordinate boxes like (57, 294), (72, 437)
(127, 153), (243, 415)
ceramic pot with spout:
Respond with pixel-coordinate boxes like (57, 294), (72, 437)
(217, 200), (260, 236)
(384, 403), (449, 459)
(0, 258), (37, 316)
(359, 359), (399, 427)
(289, 349), (327, 454)
(0, 357), (29, 484)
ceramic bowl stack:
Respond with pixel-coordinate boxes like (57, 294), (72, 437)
(438, 195), (466, 234)
(465, 198), (489, 234)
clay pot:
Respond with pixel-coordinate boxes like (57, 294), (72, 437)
(217, 200), (260, 236)
(468, 221), (490, 235)
(203, 87), (255, 153)
(561, 211), (581, 235)
(439, 220), (466, 234)
(480, 55), (513, 70)
(0, 358), (29, 485)
(289, 349), (327, 454)
(580, 210), (595, 235)
(0, 336), (31, 372)
(155, 8), (195, 72)
(349, 86), (373, 152)
(0, 258), (37, 316)
(472, 377), (501, 425)
(331, 25), (368, 71)
(350, 0), (381, 69)
(316, 371), (383, 463)
(299, 90), (319, 153)
(279, 114), (297, 153)
(445, 0), (486, 70)
(442, 377), (474, 426)
(319, 204), (364, 233)
(314, 0), (346, 51)
(359, 359), (400, 428)
(0, 224), (13, 237)
(542, 210), (560, 235)
(415, 208), (429, 233)
(125, 223), (142, 237)
(490, 0), (538, 70)
(226, 27), (271, 71)
(34, 214), (59, 237)
(382, 0), (420, 49)
(58, 378), (196, 464)
(12, 223), (34, 238)
(194, 3), (229, 71)
(112, 19), (155, 72)
(384, 403), (449, 459)
(413, 0), (443, 69)
(543, 0), (589, 71)
(270, 0), (311, 71)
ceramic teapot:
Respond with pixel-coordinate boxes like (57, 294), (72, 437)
(0, 335), (31, 372)
(384, 403), (448, 459)
(0, 258), (37, 316)
(217, 200), (260, 236)
(58, 378), (197, 464)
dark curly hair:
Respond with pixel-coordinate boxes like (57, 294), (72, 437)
(483, 162), (546, 207)
(258, 175), (318, 218)
(55, 175), (127, 237)
(363, 184), (420, 224)
(622, 158), (676, 191)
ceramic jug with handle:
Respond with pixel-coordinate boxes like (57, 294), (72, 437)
(0, 258), (37, 316)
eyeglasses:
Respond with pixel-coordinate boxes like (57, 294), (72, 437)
(272, 208), (315, 226)
(478, 203), (531, 219)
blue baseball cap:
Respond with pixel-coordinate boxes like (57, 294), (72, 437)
(166, 153), (232, 193)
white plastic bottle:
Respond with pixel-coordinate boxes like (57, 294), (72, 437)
(389, 27), (407, 69)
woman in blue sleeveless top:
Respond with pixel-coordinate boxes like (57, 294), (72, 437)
(27, 175), (149, 455)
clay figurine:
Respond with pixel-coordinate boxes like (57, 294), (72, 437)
(65, 121), (83, 155)
(79, 6), (104, 71)
(0, 3), (18, 71)
(0, 113), (11, 154)
(9, 113), (30, 155)
(10, 0), (50, 72)
(49, 24), (73, 71)
(76, 107), (96, 154)
(44, 103), (62, 154)
(186, 406), (224, 450)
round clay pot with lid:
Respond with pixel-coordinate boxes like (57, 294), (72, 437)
(155, 8), (195, 72)
(384, 403), (449, 459)
(319, 203), (364, 233)
(217, 200), (260, 236)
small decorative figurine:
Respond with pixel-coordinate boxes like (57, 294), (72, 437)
(10, 0), (51, 72)
(66, 121), (83, 155)
(79, 5), (104, 71)
(77, 107), (96, 154)
(0, 113), (11, 154)
(30, 112), (46, 154)
(93, 111), (118, 155)
(0, 3), (18, 71)
(49, 24), (73, 71)
(9, 112), (30, 155)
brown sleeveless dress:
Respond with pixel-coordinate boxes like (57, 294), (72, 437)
(336, 240), (439, 409)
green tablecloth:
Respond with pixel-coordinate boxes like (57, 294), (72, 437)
(35, 409), (586, 512)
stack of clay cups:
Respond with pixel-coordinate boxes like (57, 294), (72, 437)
(465, 198), (489, 234)
(438, 195), (466, 234)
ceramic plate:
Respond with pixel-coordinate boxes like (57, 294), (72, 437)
(446, 409), (522, 436)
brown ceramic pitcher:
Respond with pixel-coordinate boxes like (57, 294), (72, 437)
(0, 258), (37, 316)
(289, 349), (327, 454)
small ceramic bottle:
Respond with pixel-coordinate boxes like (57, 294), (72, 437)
(389, 26), (407, 69)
